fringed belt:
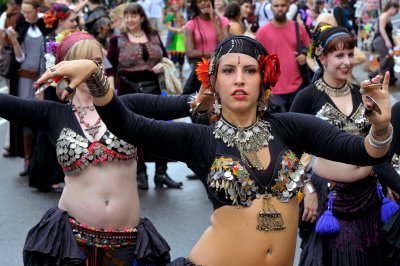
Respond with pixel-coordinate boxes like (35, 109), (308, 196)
(69, 217), (138, 249)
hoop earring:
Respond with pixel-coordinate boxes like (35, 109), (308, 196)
(213, 97), (221, 115)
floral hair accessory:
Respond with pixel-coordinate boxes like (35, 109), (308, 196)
(259, 53), (280, 88)
(44, 4), (70, 29)
(196, 57), (211, 89)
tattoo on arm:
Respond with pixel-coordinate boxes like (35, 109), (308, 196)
(374, 127), (388, 137)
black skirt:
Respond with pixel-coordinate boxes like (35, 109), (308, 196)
(23, 207), (171, 266)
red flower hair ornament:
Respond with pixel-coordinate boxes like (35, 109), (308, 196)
(259, 53), (280, 88)
(196, 57), (211, 89)
(196, 54), (280, 90)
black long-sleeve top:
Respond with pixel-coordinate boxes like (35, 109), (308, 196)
(96, 93), (386, 210)
(0, 93), (191, 174)
(291, 83), (400, 194)
(373, 102), (400, 194)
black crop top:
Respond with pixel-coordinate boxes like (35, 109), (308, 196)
(0, 93), (191, 175)
(290, 82), (370, 136)
(96, 94), (385, 210)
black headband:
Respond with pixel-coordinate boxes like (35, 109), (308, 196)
(209, 36), (269, 75)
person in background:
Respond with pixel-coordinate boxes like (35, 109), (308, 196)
(182, 0), (229, 180)
(0, 0), (21, 158)
(7, 0), (47, 176)
(237, 0), (253, 32)
(224, 2), (244, 35)
(37, 34), (393, 266)
(107, 2), (183, 190)
(29, 3), (77, 193)
(291, 25), (396, 266)
(109, 3), (128, 35)
(370, 1), (399, 86)
(166, 0), (186, 80)
(214, 0), (226, 17)
(256, 0), (310, 113)
(148, 0), (165, 33)
(286, 0), (298, 21)
(253, 0), (273, 28)
(182, 0), (229, 95)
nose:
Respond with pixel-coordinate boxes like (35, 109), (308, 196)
(234, 69), (244, 85)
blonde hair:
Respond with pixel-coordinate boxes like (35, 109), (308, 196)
(63, 39), (103, 61)
(110, 3), (128, 22)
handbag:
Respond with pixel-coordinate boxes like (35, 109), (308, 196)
(0, 45), (11, 78)
(119, 76), (160, 95)
(294, 21), (311, 88)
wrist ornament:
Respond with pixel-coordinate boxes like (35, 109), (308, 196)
(86, 60), (110, 97)
(304, 180), (316, 194)
(368, 124), (393, 149)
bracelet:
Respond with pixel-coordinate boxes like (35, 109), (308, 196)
(86, 60), (110, 97)
(368, 124), (393, 149)
(304, 181), (316, 194)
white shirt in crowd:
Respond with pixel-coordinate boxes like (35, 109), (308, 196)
(148, 0), (165, 19)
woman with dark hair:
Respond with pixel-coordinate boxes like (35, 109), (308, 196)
(107, 2), (183, 190)
(224, 2), (244, 35)
(237, 0), (253, 35)
(182, 0), (229, 94)
(37, 35), (392, 266)
(370, 0), (399, 85)
(291, 26), (398, 265)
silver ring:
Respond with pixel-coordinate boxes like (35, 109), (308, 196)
(50, 67), (56, 72)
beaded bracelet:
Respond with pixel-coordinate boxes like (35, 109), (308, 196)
(86, 60), (110, 97)
(368, 124), (393, 149)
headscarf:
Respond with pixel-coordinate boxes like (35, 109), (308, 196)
(196, 36), (281, 91)
(56, 31), (95, 63)
(308, 26), (352, 82)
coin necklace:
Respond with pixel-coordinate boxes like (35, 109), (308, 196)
(315, 78), (352, 97)
(213, 116), (285, 231)
(70, 100), (101, 139)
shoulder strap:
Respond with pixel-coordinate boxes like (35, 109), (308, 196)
(262, 2), (270, 20)
(294, 21), (301, 53)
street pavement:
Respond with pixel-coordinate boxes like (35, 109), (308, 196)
(0, 37), (399, 265)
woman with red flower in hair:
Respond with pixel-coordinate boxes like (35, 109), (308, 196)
(28, 3), (77, 193)
(36, 35), (393, 266)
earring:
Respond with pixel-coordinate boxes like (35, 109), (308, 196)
(213, 98), (221, 115)
(323, 63), (327, 69)
(257, 101), (268, 112)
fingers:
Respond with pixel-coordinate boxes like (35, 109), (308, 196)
(302, 209), (318, 223)
(382, 71), (390, 92)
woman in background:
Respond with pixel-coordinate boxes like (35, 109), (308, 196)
(166, 0), (186, 80)
(107, 3), (183, 190)
(370, 1), (399, 85)
(182, 0), (228, 95)
(291, 26), (395, 265)
(7, 0), (46, 176)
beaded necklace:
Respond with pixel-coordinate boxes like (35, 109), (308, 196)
(70, 100), (101, 139)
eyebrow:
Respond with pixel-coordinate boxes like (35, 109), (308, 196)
(221, 64), (258, 67)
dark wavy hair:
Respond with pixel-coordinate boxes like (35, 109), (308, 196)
(188, 0), (215, 20)
(224, 2), (241, 20)
(123, 2), (157, 35)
